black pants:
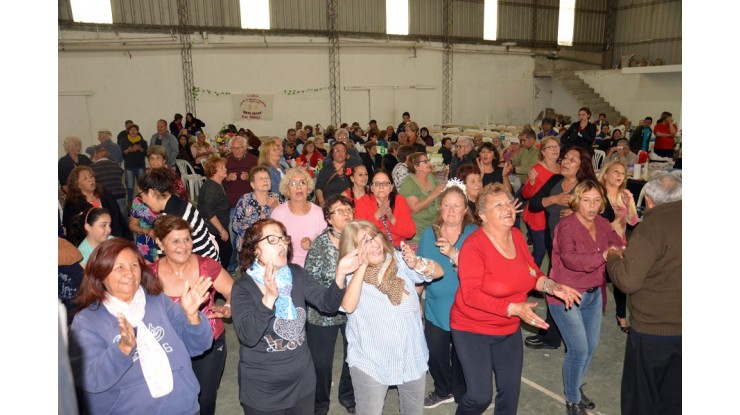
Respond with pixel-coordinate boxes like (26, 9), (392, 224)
(216, 235), (233, 271)
(425, 320), (466, 401)
(192, 332), (227, 415)
(305, 323), (355, 414)
(242, 390), (315, 415)
(606, 270), (628, 318)
(621, 330), (681, 415)
(452, 328), (523, 415)
(533, 244), (563, 347)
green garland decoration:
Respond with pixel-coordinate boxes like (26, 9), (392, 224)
(192, 86), (231, 101)
(283, 86), (330, 96)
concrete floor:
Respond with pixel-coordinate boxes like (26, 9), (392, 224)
(213, 270), (627, 415)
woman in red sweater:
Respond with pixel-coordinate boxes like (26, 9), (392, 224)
(450, 183), (581, 415)
(652, 111), (677, 158)
(521, 136), (561, 267)
(353, 170), (415, 249)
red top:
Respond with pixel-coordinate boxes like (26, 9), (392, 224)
(353, 193), (416, 247)
(225, 153), (258, 207)
(296, 152), (324, 178)
(521, 163), (557, 231)
(151, 255), (224, 339)
(653, 123), (676, 150)
(450, 227), (545, 336)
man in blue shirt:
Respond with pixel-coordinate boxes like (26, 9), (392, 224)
(86, 129), (123, 164)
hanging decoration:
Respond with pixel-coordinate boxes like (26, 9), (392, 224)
(282, 86), (330, 96)
(192, 86), (231, 101)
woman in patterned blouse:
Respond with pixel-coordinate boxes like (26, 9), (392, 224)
(231, 166), (282, 254)
(304, 194), (357, 415)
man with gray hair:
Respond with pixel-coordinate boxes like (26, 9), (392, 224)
(86, 129), (123, 164)
(448, 136), (476, 179)
(150, 119), (179, 169)
(90, 145), (127, 214)
(606, 172), (681, 415)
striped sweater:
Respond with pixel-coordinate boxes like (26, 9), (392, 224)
(163, 195), (220, 261)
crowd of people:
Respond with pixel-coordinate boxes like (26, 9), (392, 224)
(58, 108), (681, 415)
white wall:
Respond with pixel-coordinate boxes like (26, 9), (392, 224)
(58, 30), (555, 156)
(533, 77), (583, 122)
(577, 69), (682, 128)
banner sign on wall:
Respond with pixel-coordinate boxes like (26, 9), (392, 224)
(233, 94), (274, 121)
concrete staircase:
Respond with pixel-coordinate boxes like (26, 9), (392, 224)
(552, 71), (622, 125)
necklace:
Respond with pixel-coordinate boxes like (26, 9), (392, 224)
(484, 229), (514, 259)
(166, 258), (186, 279)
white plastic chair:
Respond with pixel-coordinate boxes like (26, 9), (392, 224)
(175, 159), (205, 202)
(592, 150), (605, 170)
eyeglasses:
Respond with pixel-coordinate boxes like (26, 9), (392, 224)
(416, 159), (430, 165)
(332, 148), (347, 153)
(289, 180), (307, 187)
(543, 145), (561, 151)
(231, 146), (245, 150)
(363, 233), (381, 247)
(330, 207), (354, 216)
(258, 235), (292, 245)
(455, 144), (471, 149)
(371, 181), (392, 188)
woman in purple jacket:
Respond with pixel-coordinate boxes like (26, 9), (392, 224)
(548, 180), (625, 415)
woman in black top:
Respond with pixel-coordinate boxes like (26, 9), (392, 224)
(476, 142), (513, 192)
(185, 112), (206, 135)
(561, 107), (597, 158)
(198, 155), (233, 270)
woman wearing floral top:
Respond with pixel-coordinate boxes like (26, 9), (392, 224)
(231, 166), (282, 252)
(304, 194), (357, 415)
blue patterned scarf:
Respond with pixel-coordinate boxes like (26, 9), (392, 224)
(247, 262), (297, 320)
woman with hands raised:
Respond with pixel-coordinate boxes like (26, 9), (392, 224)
(231, 218), (353, 414)
(69, 238), (214, 415)
(450, 183), (581, 415)
(149, 215), (234, 415)
(338, 220), (443, 414)
(354, 170), (415, 249)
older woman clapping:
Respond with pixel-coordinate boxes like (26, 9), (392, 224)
(231, 218), (356, 413)
(450, 183), (581, 415)
(304, 194), (358, 414)
(548, 180), (624, 414)
(339, 220), (444, 413)
(59, 136), (92, 188)
(417, 184), (478, 408)
(269, 167), (326, 267)
(354, 170), (415, 249)
(150, 216), (234, 415)
(69, 238), (214, 415)
(399, 152), (446, 244)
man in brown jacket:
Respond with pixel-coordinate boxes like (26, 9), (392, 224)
(607, 172), (681, 415)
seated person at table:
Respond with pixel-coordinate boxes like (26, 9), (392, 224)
(606, 138), (638, 165)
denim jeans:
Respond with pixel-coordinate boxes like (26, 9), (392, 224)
(526, 224), (546, 267)
(549, 289), (602, 404)
(227, 208), (239, 273)
(124, 167), (146, 202)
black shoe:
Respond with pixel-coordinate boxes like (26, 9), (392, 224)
(580, 384), (595, 409)
(423, 392), (454, 408)
(343, 405), (355, 414)
(565, 401), (587, 415)
(525, 336), (558, 350)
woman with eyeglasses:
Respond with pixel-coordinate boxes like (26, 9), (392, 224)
(315, 142), (353, 207)
(399, 152), (445, 244)
(304, 195), (357, 415)
(270, 167), (327, 267)
(231, 218), (360, 414)
(354, 170), (415, 250)
(340, 220), (444, 414)
(521, 136), (561, 267)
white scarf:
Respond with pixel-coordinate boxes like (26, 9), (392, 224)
(103, 286), (173, 398)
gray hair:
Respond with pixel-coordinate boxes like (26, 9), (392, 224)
(335, 128), (350, 140)
(644, 172), (681, 206)
(63, 136), (82, 152)
(456, 136), (472, 145)
(230, 135), (247, 147)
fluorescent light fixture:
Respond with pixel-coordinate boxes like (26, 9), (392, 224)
(557, 0), (576, 46)
(483, 0), (498, 41)
(386, 0), (409, 35)
(70, 0), (113, 24)
(240, 0), (270, 29)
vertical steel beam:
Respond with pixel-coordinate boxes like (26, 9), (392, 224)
(442, 0), (453, 124)
(177, 0), (196, 115)
(327, 0), (341, 126)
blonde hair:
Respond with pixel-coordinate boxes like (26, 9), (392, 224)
(278, 167), (315, 197)
(476, 183), (513, 216)
(597, 160), (628, 192)
(338, 220), (394, 259)
(258, 137), (282, 167)
(569, 180), (606, 213)
(538, 136), (560, 161)
(63, 136), (82, 152)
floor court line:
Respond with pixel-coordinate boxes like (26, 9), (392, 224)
(520, 376), (607, 415)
